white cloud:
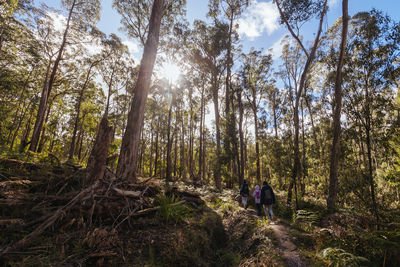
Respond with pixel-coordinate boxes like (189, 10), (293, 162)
(328, 0), (340, 7)
(123, 40), (139, 55)
(46, 12), (66, 33)
(268, 35), (285, 60)
(84, 39), (102, 56)
(237, 0), (280, 40)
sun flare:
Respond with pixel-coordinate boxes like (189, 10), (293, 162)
(159, 62), (182, 84)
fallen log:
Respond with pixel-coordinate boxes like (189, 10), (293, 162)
(112, 187), (141, 198)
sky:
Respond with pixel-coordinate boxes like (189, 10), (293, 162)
(39, 0), (400, 66)
(37, 0), (400, 134)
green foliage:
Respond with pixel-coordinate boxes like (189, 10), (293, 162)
(319, 247), (369, 267)
(154, 194), (192, 224)
(295, 210), (320, 230)
(254, 216), (270, 227)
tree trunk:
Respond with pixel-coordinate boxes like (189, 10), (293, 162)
(10, 101), (32, 151)
(180, 111), (186, 180)
(30, 0), (76, 152)
(69, 63), (96, 160)
(301, 99), (306, 194)
(19, 107), (34, 153)
(29, 60), (51, 151)
(189, 92), (194, 180)
(212, 73), (222, 191)
(116, 0), (164, 181)
(272, 90), (278, 138)
(198, 84), (204, 180)
(174, 123), (178, 178)
(86, 114), (114, 183)
(37, 100), (53, 153)
(237, 88), (245, 185)
(276, 0), (328, 209)
(223, 11), (234, 166)
(154, 117), (160, 177)
(149, 121), (154, 176)
(253, 106), (261, 185)
(166, 93), (173, 184)
(365, 82), (380, 227)
(327, 0), (349, 213)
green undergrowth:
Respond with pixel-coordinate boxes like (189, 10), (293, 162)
(277, 194), (400, 267)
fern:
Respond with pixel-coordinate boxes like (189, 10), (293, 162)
(320, 247), (369, 267)
(155, 194), (192, 224)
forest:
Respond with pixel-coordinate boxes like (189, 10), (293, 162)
(1, 0), (400, 266)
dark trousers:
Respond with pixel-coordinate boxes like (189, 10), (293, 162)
(256, 203), (262, 216)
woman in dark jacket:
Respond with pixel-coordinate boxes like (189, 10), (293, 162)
(260, 181), (276, 223)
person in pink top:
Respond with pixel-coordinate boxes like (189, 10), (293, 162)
(253, 185), (262, 216)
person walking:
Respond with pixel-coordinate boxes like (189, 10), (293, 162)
(260, 181), (276, 223)
(239, 180), (250, 209)
(253, 185), (262, 216)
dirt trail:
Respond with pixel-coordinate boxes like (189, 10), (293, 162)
(268, 223), (305, 267)
(245, 209), (306, 267)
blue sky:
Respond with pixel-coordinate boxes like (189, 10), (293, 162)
(39, 0), (400, 64)
(35, 0), (400, 134)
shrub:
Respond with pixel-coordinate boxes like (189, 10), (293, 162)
(155, 194), (192, 224)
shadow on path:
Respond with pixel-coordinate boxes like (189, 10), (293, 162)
(246, 208), (306, 267)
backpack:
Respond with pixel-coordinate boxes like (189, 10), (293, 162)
(264, 188), (272, 201)
(241, 184), (249, 196)
(255, 190), (260, 198)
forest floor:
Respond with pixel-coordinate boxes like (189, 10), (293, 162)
(0, 158), (399, 266)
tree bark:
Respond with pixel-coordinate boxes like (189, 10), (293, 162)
(69, 63), (96, 160)
(212, 72), (222, 191)
(149, 121), (154, 176)
(198, 84), (205, 180)
(166, 91), (173, 184)
(86, 114), (114, 183)
(116, 0), (164, 181)
(236, 86), (245, 185)
(154, 117), (160, 177)
(327, 0), (349, 213)
(365, 82), (380, 227)
(180, 110), (186, 180)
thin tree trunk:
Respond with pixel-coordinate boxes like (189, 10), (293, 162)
(212, 73), (222, 191)
(30, 0), (76, 152)
(166, 93), (173, 184)
(10, 101), (32, 151)
(365, 84), (380, 227)
(304, 95), (320, 157)
(174, 123), (178, 178)
(198, 84), (204, 180)
(116, 0), (164, 181)
(253, 106), (261, 185)
(19, 107), (34, 153)
(237, 88), (245, 185)
(301, 99), (306, 195)
(327, 0), (349, 213)
(149, 121), (154, 176)
(189, 93), (194, 180)
(69, 63), (96, 160)
(273, 90), (278, 138)
(154, 117), (160, 177)
(180, 111), (186, 180)
(276, 0), (328, 208)
(37, 101), (53, 153)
